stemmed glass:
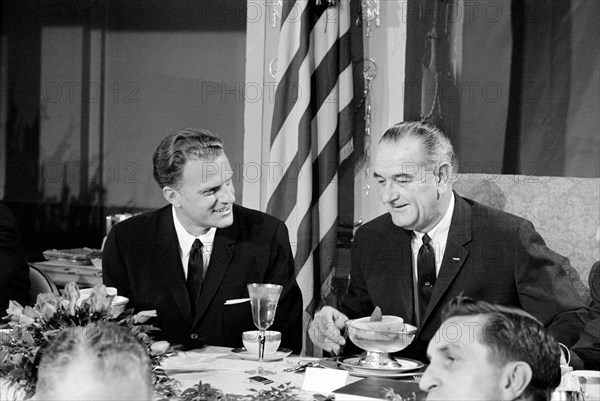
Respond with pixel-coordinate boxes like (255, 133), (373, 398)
(245, 283), (283, 375)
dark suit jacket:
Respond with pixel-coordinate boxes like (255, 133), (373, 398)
(340, 193), (588, 362)
(102, 204), (303, 353)
(572, 261), (600, 369)
(0, 204), (30, 316)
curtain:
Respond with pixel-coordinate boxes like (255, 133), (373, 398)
(404, 0), (599, 178)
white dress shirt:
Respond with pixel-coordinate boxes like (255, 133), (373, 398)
(172, 206), (216, 279)
(411, 192), (455, 279)
(409, 193), (455, 324)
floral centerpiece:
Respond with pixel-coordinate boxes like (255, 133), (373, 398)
(0, 283), (308, 401)
(0, 283), (174, 400)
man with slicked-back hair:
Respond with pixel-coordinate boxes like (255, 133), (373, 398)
(309, 121), (588, 363)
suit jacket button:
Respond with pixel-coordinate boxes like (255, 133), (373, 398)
(190, 333), (199, 340)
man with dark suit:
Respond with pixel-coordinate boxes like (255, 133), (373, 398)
(103, 129), (303, 352)
(309, 121), (588, 362)
(571, 261), (600, 369)
(0, 203), (30, 316)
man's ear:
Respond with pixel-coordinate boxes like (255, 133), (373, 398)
(162, 186), (179, 207)
(436, 163), (452, 195)
(500, 361), (532, 400)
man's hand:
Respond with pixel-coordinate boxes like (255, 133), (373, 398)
(308, 306), (348, 355)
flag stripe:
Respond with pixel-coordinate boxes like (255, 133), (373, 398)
(284, 152), (313, 262)
(271, 5), (326, 145)
(266, 101), (312, 219)
(267, 5), (352, 201)
(297, 253), (314, 306)
(294, 131), (339, 271)
(305, 221), (338, 314)
(267, 1), (355, 350)
(267, 53), (313, 201)
(281, 0), (301, 26)
(338, 70), (354, 160)
(313, 7), (340, 68)
(278, 0), (306, 70)
(267, 25), (350, 219)
(313, 30), (352, 108)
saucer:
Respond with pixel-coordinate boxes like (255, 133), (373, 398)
(338, 356), (424, 373)
(319, 357), (425, 379)
(230, 347), (292, 362)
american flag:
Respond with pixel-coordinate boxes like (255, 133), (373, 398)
(266, 0), (354, 354)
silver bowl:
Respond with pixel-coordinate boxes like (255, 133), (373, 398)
(346, 316), (417, 370)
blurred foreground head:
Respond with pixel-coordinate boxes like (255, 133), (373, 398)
(36, 322), (153, 401)
(420, 296), (561, 401)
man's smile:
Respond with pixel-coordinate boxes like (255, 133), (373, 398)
(213, 205), (231, 214)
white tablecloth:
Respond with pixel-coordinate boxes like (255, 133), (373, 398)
(0, 346), (356, 401)
(161, 346), (357, 399)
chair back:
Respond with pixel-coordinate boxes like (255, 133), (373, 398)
(28, 264), (59, 304)
(454, 173), (599, 302)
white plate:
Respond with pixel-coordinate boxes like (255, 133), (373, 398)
(230, 347), (292, 362)
(341, 366), (423, 379)
(339, 356), (424, 373)
(319, 358), (423, 379)
(344, 369), (423, 379)
(317, 357), (424, 378)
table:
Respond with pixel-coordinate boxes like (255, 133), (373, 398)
(31, 260), (103, 288)
(163, 348), (589, 401)
(162, 346), (361, 399)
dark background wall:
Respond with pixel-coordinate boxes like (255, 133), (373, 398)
(404, 0), (599, 179)
(1, 0), (598, 263)
(1, 0), (247, 260)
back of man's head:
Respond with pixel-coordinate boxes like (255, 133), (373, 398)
(442, 296), (562, 401)
(36, 322), (153, 401)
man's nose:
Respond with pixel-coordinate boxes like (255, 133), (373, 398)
(219, 183), (236, 203)
(418, 365), (438, 394)
(380, 182), (399, 204)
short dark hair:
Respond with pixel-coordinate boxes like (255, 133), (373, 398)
(152, 128), (224, 188)
(380, 121), (458, 175)
(442, 296), (561, 401)
(36, 322), (153, 398)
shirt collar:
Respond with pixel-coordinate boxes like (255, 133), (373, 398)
(413, 192), (455, 243)
(172, 206), (216, 256)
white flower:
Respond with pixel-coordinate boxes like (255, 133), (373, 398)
(149, 340), (170, 355)
(134, 310), (157, 324)
(18, 314), (35, 327)
(6, 301), (23, 320)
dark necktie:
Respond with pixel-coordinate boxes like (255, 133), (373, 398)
(187, 239), (203, 314)
(417, 233), (436, 321)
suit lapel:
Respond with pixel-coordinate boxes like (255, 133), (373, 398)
(394, 227), (416, 323)
(372, 218), (415, 323)
(155, 207), (192, 321)
(193, 219), (236, 326)
(422, 194), (472, 324)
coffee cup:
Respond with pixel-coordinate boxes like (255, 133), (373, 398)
(242, 330), (281, 355)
